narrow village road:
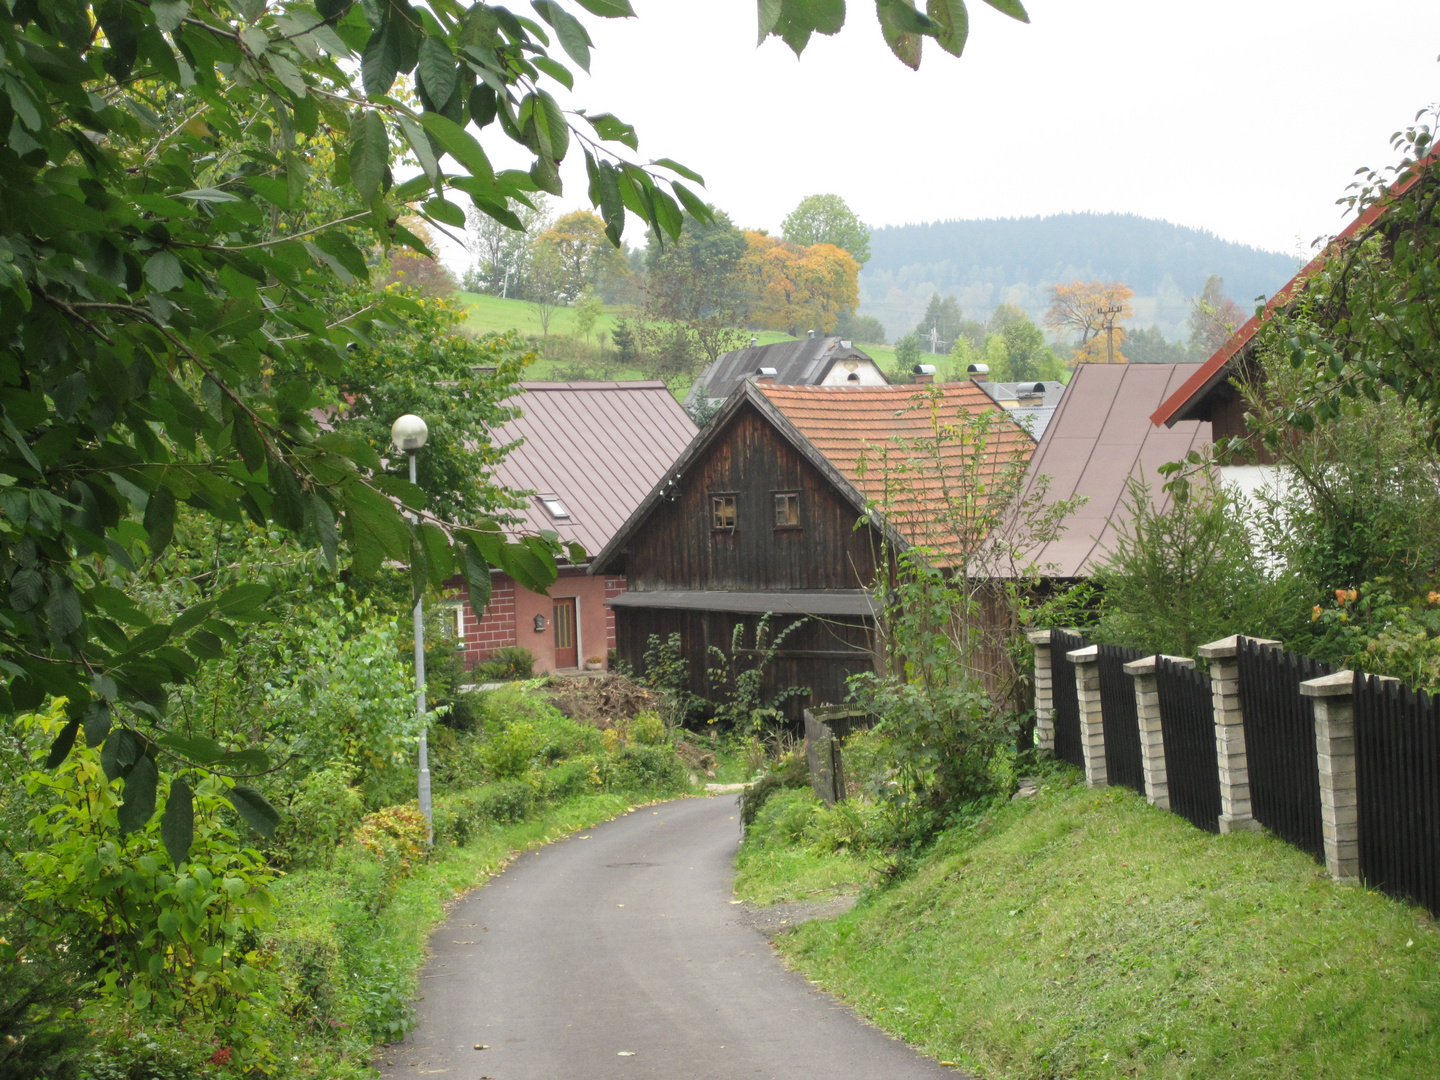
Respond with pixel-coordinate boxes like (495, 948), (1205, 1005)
(379, 794), (960, 1080)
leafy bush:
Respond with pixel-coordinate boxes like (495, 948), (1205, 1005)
(272, 765), (364, 870)
(431, 781), (538, 848)
(1303, 582), (1440, 691)
(479, 720), (541, 780)
(739, 749), (811, 828)
(0, 952), (88, 1080)
(629, 710), (668, 746)
(16, 710), (275, 1051)
(351, 806), (429, 883)
(474, 645), (535, 682)
(607, 745), (688, 795)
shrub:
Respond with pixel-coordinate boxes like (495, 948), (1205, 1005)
(351, 805), (430, 883)
(629, 710), (668, 746)
(543, 758), (601, 801)
(475, 645), (535, 682)
(432, 781), (539, 847)
(607, 744), (687, 794)
(273, 764), (364, 869)
(738, 749), (810, 828)
(479, 720), (540, 780)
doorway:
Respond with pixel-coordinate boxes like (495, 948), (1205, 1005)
(552, 597), (578, 669)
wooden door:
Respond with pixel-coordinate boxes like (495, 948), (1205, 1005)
(552, 597), (578, 668)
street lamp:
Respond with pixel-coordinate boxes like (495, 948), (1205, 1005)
(391, 414), (432, 839)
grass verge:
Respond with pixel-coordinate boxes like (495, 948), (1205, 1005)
(748, 773), (1440, 1079)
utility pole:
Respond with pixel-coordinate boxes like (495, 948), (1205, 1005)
(1100, 303), (1123, 363)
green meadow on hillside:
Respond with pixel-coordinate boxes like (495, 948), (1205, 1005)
(455, 292), (907, 382)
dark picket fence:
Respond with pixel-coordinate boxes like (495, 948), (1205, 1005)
(1354, 673), (1440, 917)
(1156, 657), (1221, 833)
(1098, 643), (1146, 794)
(1050, 629), (1088, 770)
(1236, 638), (1328, 863)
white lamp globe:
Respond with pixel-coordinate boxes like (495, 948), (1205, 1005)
(390, 413), (429, 452)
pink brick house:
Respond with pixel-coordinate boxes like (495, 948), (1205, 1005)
(450, 382), (696, 675)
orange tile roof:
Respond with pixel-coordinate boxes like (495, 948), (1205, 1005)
(756, 383), (1036, 560)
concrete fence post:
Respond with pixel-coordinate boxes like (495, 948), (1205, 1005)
(1068, 644), (1106, 788)
(1123, 654), (1194, 811)
(1026, 629), (1055, 754)
(1300, 670), (1360, 883)
(1196, 635), (1277, 833)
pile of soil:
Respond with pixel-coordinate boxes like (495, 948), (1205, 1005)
(537, 673), (662, 731)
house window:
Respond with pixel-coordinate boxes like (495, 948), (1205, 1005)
(538, 494), (570, 520)
(711, 494), (737, 530)
(773, 492), (800, 528)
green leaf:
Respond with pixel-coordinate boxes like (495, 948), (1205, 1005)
(533, 0), (592, 71)
(757, 0), (782, 44)
(461, 540), (492, 611)
(161, 779), (194, 866)
(573, 0), (633, 15)
(417, 522), (454, 589)
(398, 115), (439, 184)
(927, 0), (968, 56)
(228, 785), (280, 838)
(498, 538), (557, 594)
(314, 230), (371, 280)
(583, 112), (637, 151)
(83, 702), (111, 748)
(46, 719), (80, 768)
(423, 197), (466, 227)
(343, 480), (413, 576)
(650, 157), (704, 185)
(596, 161), (625, 245)
(218, 748), (270, 774)
(144, 485), (176, 556)
(531, 89), (569, 163)
(144, 251), (185, 292)
(877, 0), (924, 69)
(981, 0), (1028, 21)
(312, 493), (339, 571)
(215, 583), (271, 620)
(420, 113), (495, 181)
(9, 568), (43, 612)
(118, 755), (159, 834)
(177, 187), (242, 203)
(416, 34), (458, 107)
(159, 732), (226, 764)
(350, 111), (389, 203)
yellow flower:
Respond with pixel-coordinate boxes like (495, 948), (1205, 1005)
(1428, 591), (1440, 605)
(1312, 605), (1323, 621)
(1346, 589), (1358, 603)
(1335, 588), (1348, 603)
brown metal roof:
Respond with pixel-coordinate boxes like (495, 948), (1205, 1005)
(488, 382), (697, 561)
(684, 335), (883, 407)
(1020, 363), (1211, 578)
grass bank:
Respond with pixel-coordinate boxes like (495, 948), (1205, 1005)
(740, 773), (1440, 1079)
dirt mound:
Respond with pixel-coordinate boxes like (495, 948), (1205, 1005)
(538, 673), (662, 731)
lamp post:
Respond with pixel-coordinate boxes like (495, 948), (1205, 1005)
(391, 413), (432, 839)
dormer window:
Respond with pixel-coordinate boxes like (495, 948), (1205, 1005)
(539, 495), (570, 520)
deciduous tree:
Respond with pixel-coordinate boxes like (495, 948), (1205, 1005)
(742, 234), (860, 336)
(913, 293), (964, 351)
(538, 210), (629, 302)
(782, 194), (872, 265)
(1188, 274), (1250, 356)
(1045, 281), (1134, 363)
(641, 210), (749, 364)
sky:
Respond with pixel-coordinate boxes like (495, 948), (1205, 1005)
(468, 0), (1440, 262)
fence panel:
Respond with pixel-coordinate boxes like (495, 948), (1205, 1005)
(1051, 629), (1088, 770)
(1098, 644), (1146, 794)
(1157, 657), (1220, 833)
(1237, 638), (1329, 862)
(1355, 674), (1440, 917)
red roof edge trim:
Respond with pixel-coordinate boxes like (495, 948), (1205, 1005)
(1149, 152), (1438, 429)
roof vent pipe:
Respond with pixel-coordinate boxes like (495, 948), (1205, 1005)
(807, 329), (816, 339)
(750, 335), (758, 347)
(755, 366), (778, 385)
(913, 363), (936, 385)
(967, 362), (990, 383)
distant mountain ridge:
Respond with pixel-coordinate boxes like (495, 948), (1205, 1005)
(860, 212), (1300, 345)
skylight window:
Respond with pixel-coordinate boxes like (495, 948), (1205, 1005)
(539, 495), (571, 520)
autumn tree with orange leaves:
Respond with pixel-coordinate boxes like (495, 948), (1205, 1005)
(742, 233), (860, 336)
(1045, 281), (1135, 363)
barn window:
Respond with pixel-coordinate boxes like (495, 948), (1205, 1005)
(773, 492), (800, 528)
(711, 494), (737, 530)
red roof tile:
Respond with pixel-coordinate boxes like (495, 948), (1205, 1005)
(756, 382), (1036, 559)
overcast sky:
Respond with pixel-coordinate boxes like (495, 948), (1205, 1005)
(475, 0), (1440, 261)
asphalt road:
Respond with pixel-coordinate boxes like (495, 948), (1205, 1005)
(379, 794), (959, 1080)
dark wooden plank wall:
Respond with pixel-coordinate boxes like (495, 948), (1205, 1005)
(615, 607), (875, 721)
(623, 404), (881, 592)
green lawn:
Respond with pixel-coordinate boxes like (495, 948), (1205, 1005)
(454, 291), (909, 381)
(740, 773), (1440, 1080)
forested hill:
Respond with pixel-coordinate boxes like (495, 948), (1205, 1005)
(861, 212), (1300, 343)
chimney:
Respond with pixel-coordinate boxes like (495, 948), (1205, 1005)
(967, 362), (990, 383)
(913, 363), (936, 385)
(807, 329), (816, 340)
(750, 335), (758, 347)
(755, 366), (778, 385)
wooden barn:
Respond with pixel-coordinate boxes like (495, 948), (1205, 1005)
(590, 377), (1035, 716)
